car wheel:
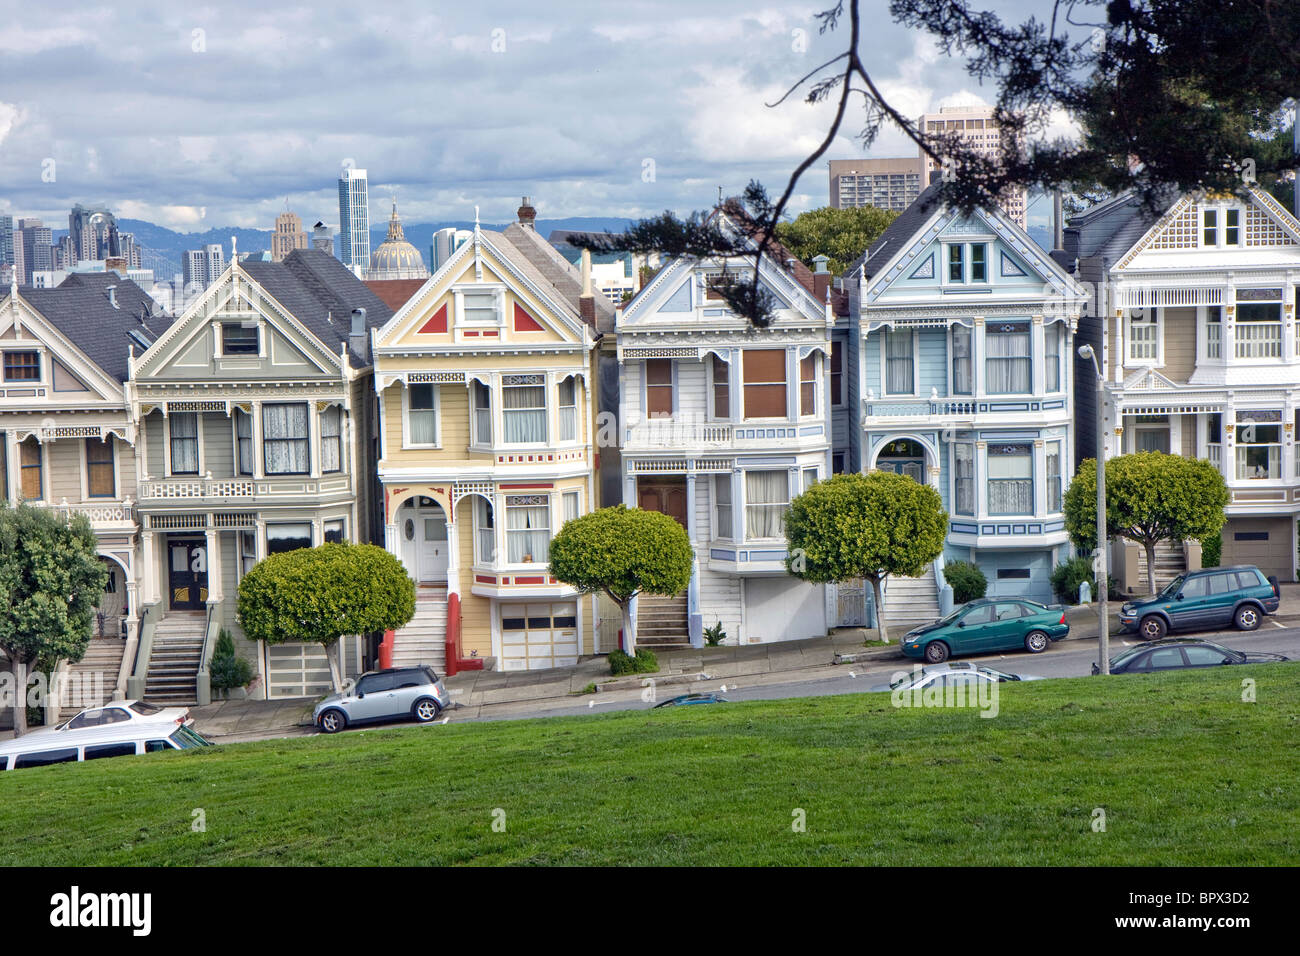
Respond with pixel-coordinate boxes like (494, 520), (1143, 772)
(413, 697), (442, 723)
(1024, 630), (1050, 654)
(1234, 605), (1261, 632)
(923, 641), (950, 663)
(1139, 615), (1167, 640)
(318, 709), (347, 734)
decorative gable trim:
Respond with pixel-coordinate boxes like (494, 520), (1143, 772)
(1117, 187), (1300, 269)
(418, 304), (448, 334)
(513, 302), (545, 332)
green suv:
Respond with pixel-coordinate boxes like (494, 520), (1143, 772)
(1118, 566), (1281, 640)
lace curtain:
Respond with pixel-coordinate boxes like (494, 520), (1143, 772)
(503, 385), (547, 443)
(506, 499), (550, 562)
(745, 470), (789, 539)
(986, 328), (1031, 394)
(263, 404), (308, 475)
(170, 413), (199, 474)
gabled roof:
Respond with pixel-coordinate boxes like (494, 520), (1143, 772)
(501, 223), (618, 333)
(718, 198), (847, 316)
(365, 278), (428, 313)
(18, 272), (172, 382)
(849, 182), (945, 280)
(1065, 190), (1172, 266)
(238, 249), (393, 366)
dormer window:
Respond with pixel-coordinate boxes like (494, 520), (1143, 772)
(462, 290), (498, 324)
(3, 351), (40, 382)
(945, 243), (989, 284)
(1203, 206), (1242, 247)
(222, 323), (259, 355)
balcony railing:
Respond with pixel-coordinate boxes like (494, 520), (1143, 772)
(140, 475), (351, 501)
(48, 499), (137, 526)
(1235, 322), (1282, 359)
(862, 398), (980, 418)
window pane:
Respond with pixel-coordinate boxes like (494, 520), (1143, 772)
(952, 325), (972, 394)
(170, 413), (198, 474)
(715, 475), (733, 538)
(321, 406), (342, 472)
(743, 350), (787, 418)
(799, 354), (816, 415)
(86, 437), (115, 498)
(264, 403), (309, 473)
(267, 523), (312, 555)
(711, 354), (730, 418)
(885, 331), (913, 394)
(830, 341), (844, 406)
(646, 359), (673, 417)
(745, 470), (789, 538)
(986, 325), (1031, 393)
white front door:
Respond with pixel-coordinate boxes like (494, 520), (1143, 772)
(418, 513), (449, 583)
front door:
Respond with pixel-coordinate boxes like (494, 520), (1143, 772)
(168, 538), (208, 610)
(637, 478), (688, 527)
(418, 512), (449, 583)
(876, 438), (926, 483)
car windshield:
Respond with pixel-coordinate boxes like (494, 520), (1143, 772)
(935, 608), (965, 626)
(1110, 645), (1148, 668)
(974, 665), (1018, 681)
(168, 726), (212, 750)
(129, 701), (163, 716)
(1158, 575), (1185, 599)
(889, 670), (924, 689)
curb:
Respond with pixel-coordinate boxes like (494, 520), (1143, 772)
(595, 671), (709, 693)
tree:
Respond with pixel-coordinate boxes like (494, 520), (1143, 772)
(784, 471), (948, 643)
(574, 1), (1300, 327)
(1063, 452), (1229, 596)
(0, 503), (108, 737)
(774, 205), (898, 276)
(236, 542), (415, 691)
(548, 505), (692, 655)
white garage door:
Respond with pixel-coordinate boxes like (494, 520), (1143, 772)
(500, 602), (579, 671)
(266, 638), (361, 699)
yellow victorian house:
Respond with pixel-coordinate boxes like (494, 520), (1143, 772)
(371, 215), (610, 673)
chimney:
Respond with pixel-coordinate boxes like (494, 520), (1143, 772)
(578, 248), (595, 325)
(351, 307), (366, 338)
(105, 285), (118, 309)
(1052, 190), (1064, 251)
(517, 196), (537, 229)
(811, 255), (832, 302)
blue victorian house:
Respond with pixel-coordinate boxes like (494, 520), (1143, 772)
(846, 184), (1087, 622)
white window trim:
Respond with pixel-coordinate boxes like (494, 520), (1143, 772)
(882, 328), (919, 396)
(941, 240), (993, 286)
(452, 283), (507, 328)
(79, 435), (121, 501)
(401, 382), (441, 450)
(798, 352), (819, 418)
(557, 375), (581, 444)
(502, 492), (554, 569)
(707, 354), (733, 422)
(319, 404), (345, 474)
(643, 358), (677, 420)
(712, 473), (734, 541)
(499, 373), (550, 447)
(165, 412), (203, 477)
(742, 469), (791, 543)
(1201, 204), (1244, 249)
(1199, 305), (1225, 363)
(562, 488), (581, 524)
(1124, 309), (1163, 367)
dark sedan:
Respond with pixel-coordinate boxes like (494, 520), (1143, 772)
(1092, 638), (1289, 675)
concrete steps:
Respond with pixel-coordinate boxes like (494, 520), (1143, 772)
(882, 567), (940, 624)
(144, 611), (206, 706)
(391, 587), (448, 672)
(636, 594), (690, 649)
(59, 638), (125, 718)
(1136, 540), (1186, 593)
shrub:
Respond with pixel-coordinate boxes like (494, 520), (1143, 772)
(210, 629), (254, 691)
(943, 560), (987, 604)
(1201, 531), (1221, 568)
(608, 647), (659, 676)
(1051, 556), (1096, 604)
(703, 621), (727, 646)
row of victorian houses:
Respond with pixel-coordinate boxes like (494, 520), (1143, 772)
(3, 183), (1300, 707)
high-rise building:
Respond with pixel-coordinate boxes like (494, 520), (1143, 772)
(917, 104), (1026, 227)
(311, 221), (334, 256)
(17, 218), (53, 285)
(828, 158), (924, 211)
(69, 204), (119, 263)
(182, 243), (226, 292)
(429, 226), (473, 272)
(272, 209), (309, 262)
(0, 215), (13, 266)
(337, 168), (370, 273)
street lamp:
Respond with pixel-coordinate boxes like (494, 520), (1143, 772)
(1078, 344), (1110, 675)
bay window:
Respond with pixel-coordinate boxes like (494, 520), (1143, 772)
(987, 444), (1033, 516)
(1046, 324), (1062, 391)
(169, 413), (198, 475)
(986, 323), (1031, 394)
(472, 380), (492, 444)
(475, 497), (496, 564)
(502, 375), (547, 443)
(235, 408), (253, 475)
(1236, 412), (1281, 479)
(710, 354), (730, 419)
(320, 405), (342, 473)
(1047, 442), (1062, 512)
(505, 494), (550, 563)
(954, 443), (974, 515)
(645, 359), (674, 418)
(405, 384), (438, 446)
(742, 349), (787, 419)
(885, 331), (914, 394)
(745, 470), (789, 539)
(558, 377), (577, 441)
(952, 325), (972, 394)
(19, 436), (42, 499)
(799, 354), (816, 416)
(1235, 294), (1282, 359)
(85, 437), (115, 498)
(263, 403), (309, 475)
(714, 475), (733, 539)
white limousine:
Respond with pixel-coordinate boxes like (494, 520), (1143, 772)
(0, 700), (211, 771)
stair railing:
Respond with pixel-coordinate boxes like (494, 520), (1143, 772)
(126, 603), (161, 700)
(195, 604), (220, 707)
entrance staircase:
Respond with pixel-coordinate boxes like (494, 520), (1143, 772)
(390, 585), (448, 672)
(635, 593), (691, 650)
(882, 566), (941, 625)
(58, 638), (125, 719)
(143, 611), (206, 706)
(1135, 539), (1186, 595)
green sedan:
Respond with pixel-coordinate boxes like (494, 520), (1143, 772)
(899, 598), (1070, 663)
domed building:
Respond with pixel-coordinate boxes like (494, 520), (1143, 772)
(367, 201), (429, 280)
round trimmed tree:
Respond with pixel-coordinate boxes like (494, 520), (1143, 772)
(784, 471), (948, 643)
(1064, 452), (1229, 596)
(548, 505), (693, 655)
(237, 542), (415, 691)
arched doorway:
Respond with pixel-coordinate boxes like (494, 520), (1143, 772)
(95, 556), (128, 640)
(875, 438), (928, 483)
(397, 496), (449, 583)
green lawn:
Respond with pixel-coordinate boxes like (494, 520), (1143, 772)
(2, 665), (1298, 865)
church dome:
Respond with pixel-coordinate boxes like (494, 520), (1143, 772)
(367, 201), (429, 280)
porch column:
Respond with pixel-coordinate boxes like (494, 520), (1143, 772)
(1033, 439), (1047, 516)
(252, 402), (265, 479)
(141, 530), (160, 605)
(204, 527), (222, 604)
(975, 442), (988, 516)
(972, 316), (986, 397)
(685, 470), (702, 646)
(445, 511), (461, 677)
(1031, 315), (1046, 396)
(731, 469), (744, 542)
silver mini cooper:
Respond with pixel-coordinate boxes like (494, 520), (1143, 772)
(314, 666), (449, 733)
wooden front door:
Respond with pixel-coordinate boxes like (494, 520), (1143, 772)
(168, 538), (208, 610)
(637, 478), (688, 528)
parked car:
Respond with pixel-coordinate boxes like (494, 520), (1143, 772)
(869, 661), (1043, 692)
(899, 598), (1070, 663)
(1118, 566), (1280, 640)
(314, 666), (449, 733)
(652, 693), (729, 708)
(1, 704), (210, 772)
(1092, 638), (1289, 675)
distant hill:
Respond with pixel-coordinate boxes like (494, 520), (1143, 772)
(107, 216), (636, 279)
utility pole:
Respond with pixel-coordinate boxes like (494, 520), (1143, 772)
(1080, 344), (1110, 674)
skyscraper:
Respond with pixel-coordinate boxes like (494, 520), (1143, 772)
(827, 158), (924, 211)
(69, 204), (118, 263)
(0, 215), (13, 267)
(182, 243), (226, 292)
(17, 218), (53, 285)
(272, 209), (309, 262)
(337, 168), (370, 273)
(917, 104), (1027, 227)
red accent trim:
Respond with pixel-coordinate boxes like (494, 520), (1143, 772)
(513, 302), (545, 332)
(445, 592), (461, 677)
(515, 576), (544, 584)
(418, 304), (448, 334)
(500, 482), (554, 489)
(464, 330), (479, 337)
(379, 629), (395, 669)
(482, 330), (499, 337)
(474, 574), (496, 584)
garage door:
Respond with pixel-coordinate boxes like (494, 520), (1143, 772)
(1221, 518), (1293, 578)
(500, 602), (579, 671)
(977, 550), (1053, 605)
(266, 637), (362, 699)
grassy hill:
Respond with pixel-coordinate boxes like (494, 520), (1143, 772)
(1, 666), (1296, 866)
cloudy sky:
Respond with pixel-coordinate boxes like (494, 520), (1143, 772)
(0, 1), (1073, 233)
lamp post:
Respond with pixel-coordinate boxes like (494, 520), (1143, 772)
(1078, 345), (1109, 674)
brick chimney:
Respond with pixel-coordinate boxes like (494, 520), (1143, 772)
(812, 254), (832, 302)
(578, 247), (596, 325)
(517, 196), (536, 229)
